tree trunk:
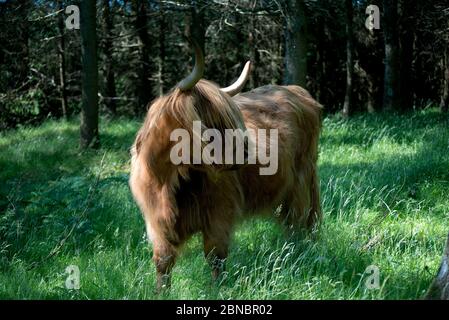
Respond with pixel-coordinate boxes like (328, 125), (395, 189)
(16, 0), (31, 90)
(399, 0), (415, 111)
(80, 0), (99, 149)
(367, 73), (376, 113)
(342, 0), (354, 118)
(283, 0), (308, 87)
(185, 0), (206, 52)
(314, 18), (328, 104)
(440, 47), (449, 113)
(58, 0), (68, 120)
(184, 1), (206, 82)
(248, 31), (256, 88)
(356, 62), (376, 113)
(132, 0), (152, 115)
(102, 0), (117, 116)
(232, 10), (250, 89)
(248, 1), (259, 89)
(426, 233), (449, 300)
(157, 1), (165, 96)
(383, 0), (401, 111)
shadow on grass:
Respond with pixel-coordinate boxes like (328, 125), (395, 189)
(320, 110), (448, 149)
(0, 112), (447, 298)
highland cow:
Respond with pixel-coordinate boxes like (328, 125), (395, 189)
(129, 40), (322, 291)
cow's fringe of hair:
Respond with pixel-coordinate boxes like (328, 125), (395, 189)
(140, 80), (246, 144)
(131, 79), (248, 188)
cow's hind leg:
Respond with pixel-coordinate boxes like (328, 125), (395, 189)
(279, 163), (321, 232)
(307, 163), (321, 229)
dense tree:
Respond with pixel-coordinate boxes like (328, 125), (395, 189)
(131, 0), (152, 114)
(185, 0), (206, 54)
(101, 0), (117, 115)
(80, 0), (99, 149)
(57, 0), (68, 120)
(283, 0), (308, 87)
(247, 1), (260, 89)
(1, 0), (449, 130)
(436, 6), (449, 113)
(342, 0), (354, 118)
(156, 0), (165, 96)
(398, 0), (415, 111)
(382, 0), (400, 111)
(441, 48), (449, 113)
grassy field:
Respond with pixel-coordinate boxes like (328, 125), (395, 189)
(0, 110), (448, 299)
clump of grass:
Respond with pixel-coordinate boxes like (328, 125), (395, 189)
(0, 109), (448, 299)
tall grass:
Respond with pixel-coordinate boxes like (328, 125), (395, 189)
(0, 110), (448, 299)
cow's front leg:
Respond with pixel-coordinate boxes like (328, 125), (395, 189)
(203, 227), (231, 281)
(152, 239), (177, 293)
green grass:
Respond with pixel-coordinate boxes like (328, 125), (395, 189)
(0, 110), (448, 299)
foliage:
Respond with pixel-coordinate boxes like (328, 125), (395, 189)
(1, 1), (448, 129)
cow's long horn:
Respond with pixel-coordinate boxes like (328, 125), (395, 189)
(178, 38), (205, 91)
(220, 61), (252, 96)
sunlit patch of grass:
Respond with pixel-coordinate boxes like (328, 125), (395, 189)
(0, 109), (448, 299)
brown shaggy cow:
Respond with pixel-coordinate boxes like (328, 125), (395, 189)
(129, 40), (322, 291)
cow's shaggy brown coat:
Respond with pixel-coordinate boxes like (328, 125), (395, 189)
(130, 67), (322, 292)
